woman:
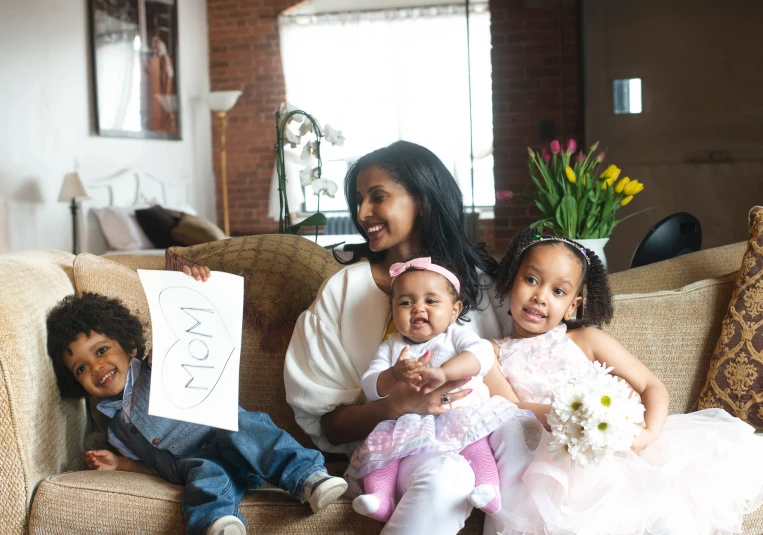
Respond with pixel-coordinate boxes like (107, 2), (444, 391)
(284, 141), (538, 535)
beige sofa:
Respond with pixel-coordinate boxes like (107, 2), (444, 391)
(0, 236), (761, 534)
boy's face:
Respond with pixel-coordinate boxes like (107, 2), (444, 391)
(62, 332), (136, 398)
(392, 270), (462, 344)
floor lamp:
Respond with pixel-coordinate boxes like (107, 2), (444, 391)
(58, 171), (90, 254)
(207, 90), (242, 236)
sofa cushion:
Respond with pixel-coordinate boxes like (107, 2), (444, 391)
(170, 213), (226, 245)
(72, 254), (153, 345)
(166, 234), (343, 351)
(29, 471), (486, 534)
(604, 274), (737, 414)
(697, 206), (763, 429)
(608, 240), (746, 295)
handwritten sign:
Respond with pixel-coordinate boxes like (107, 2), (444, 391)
(138, 270), (244, 431)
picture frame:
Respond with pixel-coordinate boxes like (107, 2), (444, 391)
(88, 0), (181, 140)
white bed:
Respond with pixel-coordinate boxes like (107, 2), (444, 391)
(84, 168), (193, 255)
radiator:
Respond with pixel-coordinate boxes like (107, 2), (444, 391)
(325, 215), (357, 235)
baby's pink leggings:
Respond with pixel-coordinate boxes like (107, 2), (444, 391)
(355, 436), (501, 522)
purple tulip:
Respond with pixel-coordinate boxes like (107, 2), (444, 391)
(496, 190), (513, 201)
(550, 140), (561, 154)
(566, 139), (577, 153)
(541, 148), (551, 162)
(596, 151), (606, 162)
(576, 152), (586, 164)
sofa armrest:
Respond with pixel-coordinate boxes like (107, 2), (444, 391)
(0, 250), (87, 535)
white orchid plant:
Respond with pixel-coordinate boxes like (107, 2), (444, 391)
(547, 361), (645, 465)
(275, 102), (345, 237)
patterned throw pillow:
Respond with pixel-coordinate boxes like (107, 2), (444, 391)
(697, 206), (763, 429)
(166, 234), (342, 351)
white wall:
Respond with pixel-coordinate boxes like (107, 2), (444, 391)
(0, 0), (215, 254)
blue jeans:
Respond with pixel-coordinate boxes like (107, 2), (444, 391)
(173, 411), (326, 535)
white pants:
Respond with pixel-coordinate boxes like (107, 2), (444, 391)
(483, 417), (544, 535)
(381, 451), (475, 535)
(380, 415), (540, 535)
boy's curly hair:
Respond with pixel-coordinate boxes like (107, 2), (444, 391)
(46, 292), (147, 398)
(495, 228), (613, 328)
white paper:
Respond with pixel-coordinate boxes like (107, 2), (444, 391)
(138, 269), (244, 431)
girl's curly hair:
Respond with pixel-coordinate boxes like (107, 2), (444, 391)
(495, 228), (614, 329)
(46, 292), (146, 398)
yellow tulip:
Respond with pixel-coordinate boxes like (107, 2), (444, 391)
(614, 177), (631, 193)
(600, 164), (621, 182)
(624, 180), (644, 195)
(606, 176), (616, 186)
(565, 166), (577, 184)
(620, 195), (634, 206)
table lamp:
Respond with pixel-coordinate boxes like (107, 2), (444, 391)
(207, 90), (242, 236)
(58, 171), (90, 254)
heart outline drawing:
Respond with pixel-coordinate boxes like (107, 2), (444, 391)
(158, 286), (236, 409)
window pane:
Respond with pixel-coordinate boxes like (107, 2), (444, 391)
(613, 78), (642, 114)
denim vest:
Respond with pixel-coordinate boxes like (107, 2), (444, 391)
(109, 363), (216, 482)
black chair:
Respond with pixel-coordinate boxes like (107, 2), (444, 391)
(630, 212), (702, 268)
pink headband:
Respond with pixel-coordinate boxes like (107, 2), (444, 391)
(389, 257), (461, 294)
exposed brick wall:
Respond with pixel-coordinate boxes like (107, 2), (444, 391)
(207, 0), (583, 248)
(489, 0), (583, 255)
(207, 0), (297, 235)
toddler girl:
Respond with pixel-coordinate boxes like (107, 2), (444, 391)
(483, 228), (763, 534)
(349, 257), (527, 522)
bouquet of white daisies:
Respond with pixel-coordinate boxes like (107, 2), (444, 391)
(547, 361), (645, 465)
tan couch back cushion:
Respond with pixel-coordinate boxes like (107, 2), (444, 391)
(608, 241), (745, 295)
(697, 206), (763, 429)
(604, 274), (736, 414)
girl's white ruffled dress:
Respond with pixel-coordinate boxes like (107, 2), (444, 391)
(492, 324), (763, 535)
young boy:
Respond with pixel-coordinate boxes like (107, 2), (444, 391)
(47, 292), (347, 535)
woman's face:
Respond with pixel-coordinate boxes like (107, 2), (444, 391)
(356, 166), (421, 262)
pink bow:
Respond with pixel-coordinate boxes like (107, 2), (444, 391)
(388, 257), (461, 294)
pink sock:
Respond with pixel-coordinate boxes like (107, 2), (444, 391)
(352, 459), (400, 522)
(461, 437), (502, 514)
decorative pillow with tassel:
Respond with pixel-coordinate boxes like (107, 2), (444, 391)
(166, 234), (342, 352)
(697, 206), (763, 430)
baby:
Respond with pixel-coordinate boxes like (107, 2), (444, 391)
(47, 291), (347, 535)
(349, 257), (525, 522)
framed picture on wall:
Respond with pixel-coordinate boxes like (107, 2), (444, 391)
(88, 0), (181, 140)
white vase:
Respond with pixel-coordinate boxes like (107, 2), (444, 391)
(576, 238), (610, 271)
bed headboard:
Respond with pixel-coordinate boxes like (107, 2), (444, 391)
(84, 168), (190, 254)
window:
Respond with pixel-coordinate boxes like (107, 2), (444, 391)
(277, 4), (494, 214)
(613, 78), (642, 114)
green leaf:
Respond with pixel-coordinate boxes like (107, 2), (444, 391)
(292, 213), (328, 228)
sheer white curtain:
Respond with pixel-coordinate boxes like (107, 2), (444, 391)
(272, 6), (494, 216)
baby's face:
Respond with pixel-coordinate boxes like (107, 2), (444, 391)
(391, 270), (462, 344)
(62, 332), (135, 398)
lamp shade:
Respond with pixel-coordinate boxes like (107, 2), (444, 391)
(206, 90), (242, 112)
(58, 172), (90, 202)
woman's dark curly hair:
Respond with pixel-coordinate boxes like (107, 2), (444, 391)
(46, 292), (146, 398)
(495, 228), (613, 329)
(336, 140), (498, 322)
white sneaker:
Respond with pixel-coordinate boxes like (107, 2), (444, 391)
(302, 472), (348, 513)
(206, 515), (246, 535)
